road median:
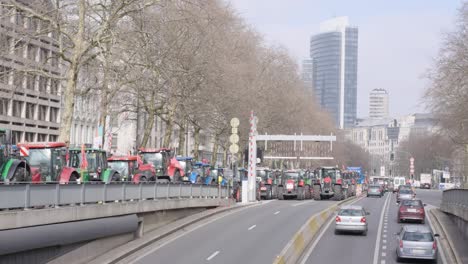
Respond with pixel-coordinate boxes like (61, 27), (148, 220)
(427, 208), (462, 264)
(273, 195), (360, 264)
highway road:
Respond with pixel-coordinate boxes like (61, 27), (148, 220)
(301, 189), (444, 264)
(123, 199), (337, 264)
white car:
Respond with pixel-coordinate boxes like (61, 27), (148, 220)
(335, 205), (369, 235)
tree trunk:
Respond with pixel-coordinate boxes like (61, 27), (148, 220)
(163, 105), (176, 147)
(58, 63), (79, 142)
(193, 127), (201, 160)
(211, 137), (219, 166)
(178, 122), (186, 156)
(464, 144), (468, 188)
(222, 141), (229, 167)
(140, 108), (155, 148)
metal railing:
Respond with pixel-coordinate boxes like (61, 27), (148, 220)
(440, 189), (468, 221)
(0, 182), (230, 210)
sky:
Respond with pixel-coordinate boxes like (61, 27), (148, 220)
(228, 0), (462, 118)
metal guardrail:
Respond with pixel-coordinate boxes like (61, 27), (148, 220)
(0, 182), (230, 210)
(440, 189), (468, 221)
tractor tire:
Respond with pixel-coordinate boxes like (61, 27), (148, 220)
(333, 184), (344, 201)
(362, 230), (367, 236)
(297, 187), (304, 200)
(111, 173), (120, 182)
(69, 173), (79, 183)
(12, 168), (28, 182)
(278, 187), (284, 200)
(266, 187), (273, 200)
(305, 185), (311, 200)
(173, 170), (181, 182)
(313, 185), (321, 200)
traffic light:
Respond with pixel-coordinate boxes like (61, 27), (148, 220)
(390, 153), (394, 161)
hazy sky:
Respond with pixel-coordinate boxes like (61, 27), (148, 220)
(229, 0), (462, 118)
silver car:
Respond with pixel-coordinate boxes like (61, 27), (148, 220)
(334, 205), (369, 235)
(396, 225), (439, 263)
(397, 189), (414, 203)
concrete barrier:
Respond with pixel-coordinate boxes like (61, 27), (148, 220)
(273, 196), (358, 264)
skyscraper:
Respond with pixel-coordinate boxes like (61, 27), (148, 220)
(301, 59), (314, 93)
(369, 88), (389, 119)
(310, 17), (358, 128)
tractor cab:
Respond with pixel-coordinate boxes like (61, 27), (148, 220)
(176, 156), (195, 182)
(0, 129), (30, 182)
(188, 161), (210, 183)
(18, 142), (78, 183)
(205, 167), (226, 186)
(68, 146), (119, 183)
(138, 148), (184, 182)
(107, 155), (138, 182)
(313, 167), (344, 200)
(256, 167), (274, 185)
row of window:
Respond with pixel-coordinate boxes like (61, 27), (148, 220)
(9, 130), (58, 144)
(0, 98), (59, 122)
(0, 66), (59, 95)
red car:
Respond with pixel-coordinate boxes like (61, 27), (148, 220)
(398, 199), (426, 224)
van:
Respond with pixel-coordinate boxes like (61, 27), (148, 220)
(393, 177), (406, 193)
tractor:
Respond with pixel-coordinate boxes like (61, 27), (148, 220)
(188, 161), (210, 184)
(107, 155), (156, 183)
(313, 166), (344, 201)
(277, 169), (312, 200)
(203, 167), (227, 186)
(176, 156), (196, 182)
(0, 129), (30, 182)
(68, 146), (120, 183)
(256, 167), (278, 200)
(138, 148), (184, 183)
(342, 170), (358, 197)
(233, 168), (248, 202)
(17, 142), (80, 183)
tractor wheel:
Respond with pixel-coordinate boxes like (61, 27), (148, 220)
(69, 173), (79, 183)
(278, 187), (284, 200)
(266, 187), (272, 200)
(111, 173), (120, 182)
(297, 186), (304, 200)
(140, 176), (148, 182)
(333, 184), (344, 201)
(305, 185), (312, 199)
(313, 185), (321, 200)
(12, 168), (29, 182)
(173, 170), (181, 182)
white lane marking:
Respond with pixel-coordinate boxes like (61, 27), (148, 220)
(292, 200), (314, 207)
(381, 260), (385, 264)
(299, 196), (365, 264)
(128, 203), (265, 263)
(206, 251), (220, 261)
(382, 239), (387, 244)
(381, 252), (386, 257)
(373, 193), (391, 264)
(261, 200), (275, 205)
(383, 229), (387, 233)
(274, 211), (280, 215)
(382, 245), (387, 250)
(248, 225), (256, 230)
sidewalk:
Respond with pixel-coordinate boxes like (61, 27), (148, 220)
(431, 209), (468, 264)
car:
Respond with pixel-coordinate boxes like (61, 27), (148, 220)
(396, 225), (439, 263)
(398, 199), (426, 224)
(367, 184), (383, 197)
(335, 205), (370, 235)
(397, 188), (415, 203)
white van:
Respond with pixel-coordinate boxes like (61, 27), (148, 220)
(393, 177), (406, 192)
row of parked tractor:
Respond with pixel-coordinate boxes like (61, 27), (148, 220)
(0, 129), (228, 185)
(239, 166), (365, 202)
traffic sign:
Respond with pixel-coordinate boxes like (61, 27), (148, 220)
(19, 146), (29, 157)
(231, 128), (238, 134)
(229, 144), (239, 154)
(229, 134), (239, 144)
(230, 118), (240, 128)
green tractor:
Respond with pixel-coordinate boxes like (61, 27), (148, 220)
(68, 146), (120, 183)
(0, 129), (30, 183)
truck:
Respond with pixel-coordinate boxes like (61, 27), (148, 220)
(277, 169), (312, 200)
(256, 167), (278, 200)
(17, 142), (80, 183)
(420, 173), (432, 189)
(0, 129), (31, 182)
(68, 146), (120, 183)
(107, 155), (156, 183)
(313, 167), (344, 201)
(139, 148), (184, 183)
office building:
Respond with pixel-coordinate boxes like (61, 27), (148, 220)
(301, 59), (314, 93)
(369, 88), (389, 119)
(310, 16), (358, 128)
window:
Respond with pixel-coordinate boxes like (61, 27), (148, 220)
(0, 66), (10, 84)
(49, 107), (58, 123)
(38, 105), (47, 121)
(14, 40), (24, 57)
(12, 131), (21, 144)
(51, 52), (58, 67)
(26, 73), (36, 90)
(49, 135), (57, 142)
(37, 133), (47, 142)
(38, 76), (47, 92)
(50, 79), (58, 95)
(25, 102), (35, 119)
(25, 132), (34, 142)
(12, 100), (23, 117)
(0, 98), (9, 115)
(15, 10), (24, 26)
(39, 48), (48, 64)
(13, 71), (24, 88)
(111, 133), (118, 149)
(27, 44), (37, 61)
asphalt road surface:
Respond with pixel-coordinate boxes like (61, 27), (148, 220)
(125, 199), (337, 264)
(301, 189), (445, 264)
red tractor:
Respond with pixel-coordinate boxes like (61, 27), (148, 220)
(138, 148), (184, 183)
(107, 155), (156, 183)
(313, 166), (344, 201)
(17, 142), (80, 183)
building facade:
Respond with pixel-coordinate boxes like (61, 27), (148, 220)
(0, 2), (61, 143)
(369, 88), (389, 119)
(301, 59), (314, 93)
(310, 16), (358, 129)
